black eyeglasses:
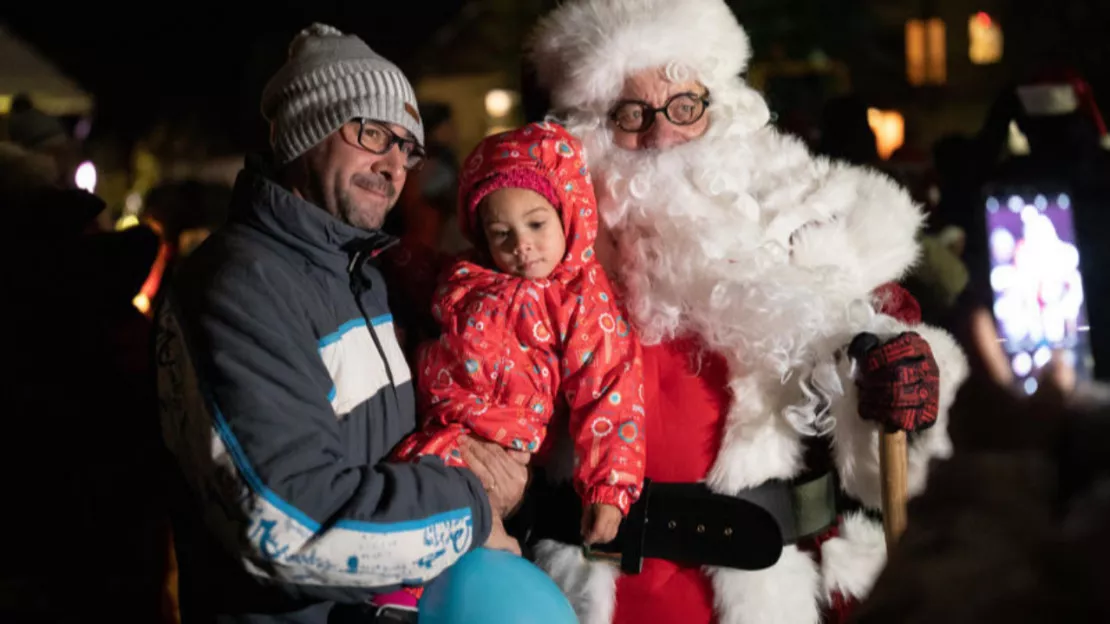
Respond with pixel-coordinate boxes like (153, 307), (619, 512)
(608, 91), (711, 133)
(342, 119), (425, 170)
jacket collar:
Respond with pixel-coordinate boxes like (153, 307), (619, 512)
(230, 155), (396, 275)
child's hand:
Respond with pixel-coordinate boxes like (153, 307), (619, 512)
(483, 514), (522, 556)
(581, 503), (623, 545)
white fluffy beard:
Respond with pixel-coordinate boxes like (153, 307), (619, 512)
(573, 115), (878, 435)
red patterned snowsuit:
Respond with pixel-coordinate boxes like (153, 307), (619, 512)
(392, 123), (646, 514)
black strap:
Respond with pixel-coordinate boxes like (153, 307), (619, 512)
(523, 469), (840, 574)
(642, 473), (838, 549)
(634, 479), (784, 571)
(786, 471), (840, 542)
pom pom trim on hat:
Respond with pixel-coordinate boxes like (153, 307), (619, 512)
(289, 22), (346, 58)
(302, 22), (344, 37)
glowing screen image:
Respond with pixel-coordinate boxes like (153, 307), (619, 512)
(986, 191), (1090, 393)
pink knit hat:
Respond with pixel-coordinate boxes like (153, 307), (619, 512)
(467, 168), (562, 221)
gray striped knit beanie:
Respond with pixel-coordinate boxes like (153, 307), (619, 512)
(261, 23), (424, 165)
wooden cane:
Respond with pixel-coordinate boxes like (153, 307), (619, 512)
(849, 332), (911, 547)
(879, 430), (909, 547)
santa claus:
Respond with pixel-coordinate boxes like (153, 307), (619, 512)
(522, 1), (969, 623)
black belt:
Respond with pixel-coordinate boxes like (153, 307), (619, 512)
(522, 471), (839, 574)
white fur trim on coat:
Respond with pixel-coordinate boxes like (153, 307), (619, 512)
(524, 6), (969, 619)
(708, 546), (822, 624)
(527, 0), (751, 115)
(533, 539), (619, 624)
(819, 512), (887, 600)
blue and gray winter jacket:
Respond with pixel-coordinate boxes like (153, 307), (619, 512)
(155, 161), (491, 622)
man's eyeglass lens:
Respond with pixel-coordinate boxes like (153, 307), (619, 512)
(348, 120), (424, 170)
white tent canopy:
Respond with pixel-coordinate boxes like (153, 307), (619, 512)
(0, 24), (94, 116)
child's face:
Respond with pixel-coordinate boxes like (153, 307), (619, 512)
(480, 188), (566, 279)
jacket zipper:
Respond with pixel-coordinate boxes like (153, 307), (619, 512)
(349, 250), (403, 415)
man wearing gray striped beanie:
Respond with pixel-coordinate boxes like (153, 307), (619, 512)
(156, 22), (526, 624)
(261, 22), (426, 230)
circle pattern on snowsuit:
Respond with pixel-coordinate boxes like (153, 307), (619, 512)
(599, 313), (616, 333)
(591, 418), (613, 437)
(533, 322), (552, 342)
(617, 420), (638, 443)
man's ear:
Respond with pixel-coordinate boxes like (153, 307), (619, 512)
(277, 152), (314, 204)
(278, 155), (303, 187)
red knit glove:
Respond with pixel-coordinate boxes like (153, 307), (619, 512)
(849, 332), (940, 433)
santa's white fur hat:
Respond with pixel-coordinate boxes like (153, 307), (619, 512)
(527, 0), (770, 136)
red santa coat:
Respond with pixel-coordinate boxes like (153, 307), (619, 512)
(613, 338), (726, 623)
(393, 122), (646, 513)
(611, 287), (923, 624)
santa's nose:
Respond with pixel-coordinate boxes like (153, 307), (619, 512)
(642, 120), (686, 150)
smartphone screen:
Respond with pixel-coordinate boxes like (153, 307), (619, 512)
(984, 186), (1095, 394)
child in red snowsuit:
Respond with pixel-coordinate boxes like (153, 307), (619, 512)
(392, 122), (645, 548)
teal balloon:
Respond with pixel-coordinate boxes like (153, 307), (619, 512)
(418, 548), (578, 624)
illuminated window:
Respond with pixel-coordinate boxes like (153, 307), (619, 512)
(867, 108), (905, 160)
(906, 18), (947, 85)
(969, 12), (1003, 64)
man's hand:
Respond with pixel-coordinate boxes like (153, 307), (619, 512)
(581, 503), (622, 546)
(483, 514), (522, 556)
(458, 435), (531, 518)
(850, 331), (941, 433)
(947, 308), (1071, 452)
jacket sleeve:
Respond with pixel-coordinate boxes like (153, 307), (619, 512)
(409, 281), (541, 455)
(415, 325), (494, 431)
(156, 260), (492, 603)
(557, 275), (647, 515)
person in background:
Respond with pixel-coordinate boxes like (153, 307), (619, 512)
(132, 181), (234, 317)
(815, 93), (879, 167)
(854, 307), (1110, 623)
(386, 101), (468, 254)
(143, 180), (232, 262)
(928, 133), (978, 234)
(5, 93), (83, 192)
(2, 140), (170, 622)
(901, 230), (971, 330)
(381, 103), (469, 357)
(154, 23), (526, 624)
(983, 68), (1110, 381)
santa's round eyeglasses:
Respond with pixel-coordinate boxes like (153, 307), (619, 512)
(341, 119), (425, 170)
(608, 91), (711, 133)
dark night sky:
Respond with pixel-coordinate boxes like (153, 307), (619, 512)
(4, 1), (1108, 155)
(2, 2), (467, 151)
